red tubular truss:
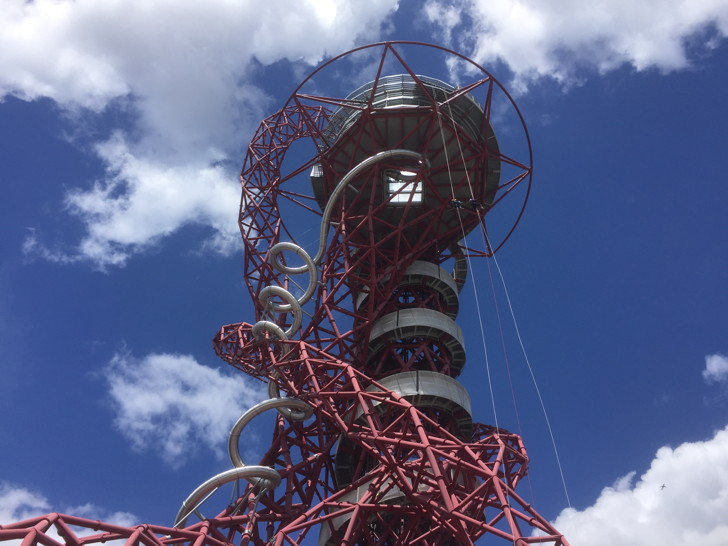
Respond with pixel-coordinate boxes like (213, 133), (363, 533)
(0, 42), (568, 546)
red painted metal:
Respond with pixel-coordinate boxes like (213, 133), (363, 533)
(0, 42), (568, 545)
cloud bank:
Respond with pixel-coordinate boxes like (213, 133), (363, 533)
(0, 483), (49, 524)
(103, 352), (267, 468)
(552, 424), (728, 545)
(5, 0), (728, 267)
(425, 0), (728, 90)
(0, 482), (136, 530)
(2, 0), (399, 268)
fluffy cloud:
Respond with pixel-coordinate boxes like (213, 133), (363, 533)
(64, 502), (137, 528)
(0, 483), (49, 524)
(703, 353), (728, 385)
(8, 1), (728, 268)
(2, 0), (399, 268)
(60, 134), (243, 267)
(23, 134), (243, 268)
(104, 352), (267, 468)
(552, 425), (728, 545)
(0, 482), (135, 535)
(425, 0), (728, 91)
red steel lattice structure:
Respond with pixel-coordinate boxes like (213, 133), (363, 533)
(0, 42), (569, 546)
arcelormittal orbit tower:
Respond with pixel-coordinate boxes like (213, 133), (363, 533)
(0, 42), (569, 545)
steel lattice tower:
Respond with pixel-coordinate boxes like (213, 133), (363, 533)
(0, 42), (569, 546)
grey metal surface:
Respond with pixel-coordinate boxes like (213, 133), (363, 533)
(451, 241), (468, 293)
(268, 241), (318, 305)
(367, 308), (466, 375)
(355, 260), (460, 319)
(176, 395), (313, 528)
(313, 149), (428, 265)
(229, 397), (312, 468)
(334, 370), (473, 487)
(363, 370), (471, 420)
(310, 74), (501, 249)
(251, 319), (288, 341)
(400, 260), (460, 318)
(317, 475), (414, 546)
(174, 465), (281, 528)
(258, 285), (302, 334)
(323, 74), (486, 146)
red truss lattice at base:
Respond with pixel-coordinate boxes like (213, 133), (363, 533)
(1, 42), (569, 546)
(1, 335), (567, 543)
(210, 334), (569, 545)
(0, 515), (214, 546)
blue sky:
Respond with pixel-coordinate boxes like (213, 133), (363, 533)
(1, 1), (727, 544)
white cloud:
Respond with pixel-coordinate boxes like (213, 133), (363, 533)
(61, 134), (243, 268)
(424, 2), (462, 45)
(703, 353), (728, 384)
(425, 0), (728, 91)
(552, 425), (728, 545)
(0, 482), (136, 540)
(103, 352), (267, 468)
(0, 483), (50, 524)
(24, 137), (242, 270)
(65, 502), (137, 528)
(2, 0), (399, 267)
